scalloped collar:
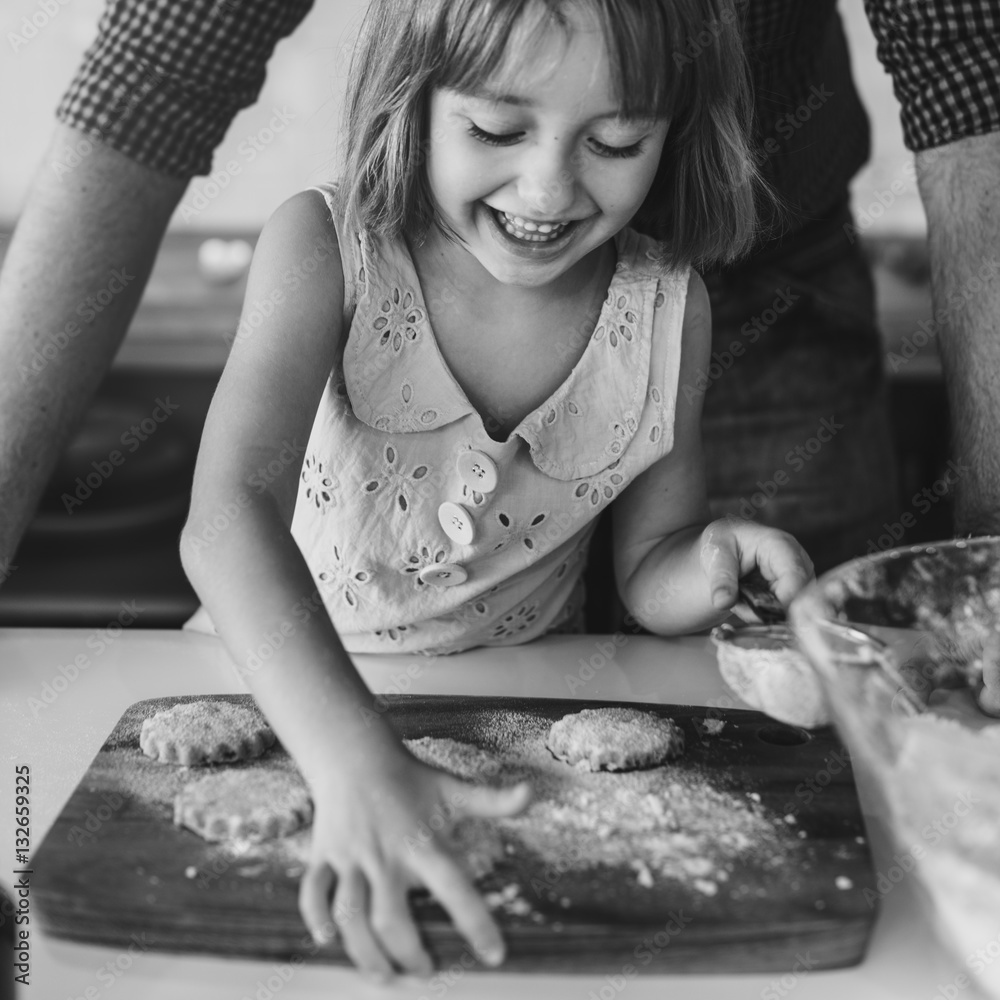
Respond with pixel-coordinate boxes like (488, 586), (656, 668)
(343, 226), (668, 480)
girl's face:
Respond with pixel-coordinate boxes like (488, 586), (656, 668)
(424, 12), (669, 290)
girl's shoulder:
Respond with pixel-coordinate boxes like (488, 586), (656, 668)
(244, 188), (349, 339)
(262, 188), (345, 275)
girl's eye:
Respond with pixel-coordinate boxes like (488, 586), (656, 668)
(589, 138), (646, 160)
(467, 123), (523, 147)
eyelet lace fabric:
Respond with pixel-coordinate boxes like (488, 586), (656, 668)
(287, 182), (690, 654)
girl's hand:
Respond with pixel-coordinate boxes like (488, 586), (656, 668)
(698, 516), (814, 611)
(298, 751), (531, 979)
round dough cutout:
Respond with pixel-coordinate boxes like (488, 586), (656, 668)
(174, 768), (312, 842)
(140, 700), (275, 766)
(546, 708), (684, 772)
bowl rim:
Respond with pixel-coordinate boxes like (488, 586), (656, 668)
(791, 535), (1000, 621)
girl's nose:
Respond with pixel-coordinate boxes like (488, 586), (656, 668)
(516, 142), (577, 218)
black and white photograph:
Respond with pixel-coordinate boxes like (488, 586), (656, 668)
(1, 2), (999, 998)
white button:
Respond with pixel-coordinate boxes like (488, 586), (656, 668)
(418, 563), (468, 587)
(437, 501), (475, 545)
(456, 450), (499, 493)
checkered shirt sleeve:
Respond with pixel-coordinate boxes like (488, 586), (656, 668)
(865, 0), (1000, 151)
(55, 0), (314, 179)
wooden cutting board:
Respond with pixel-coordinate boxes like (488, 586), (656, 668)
(33, 694), (877, 973)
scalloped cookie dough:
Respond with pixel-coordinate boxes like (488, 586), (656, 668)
(174, 768), (313, 843)
(139, 700), (276, 766)
(546, 708), (684, 772)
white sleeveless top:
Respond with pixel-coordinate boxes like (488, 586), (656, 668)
(285, 183), (690, 654)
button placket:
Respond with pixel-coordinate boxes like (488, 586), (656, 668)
(433, 449), (502, 579)
(418, 563), (468, 587)
(457, 450), (499, 494)
(437, 500), (475, 545)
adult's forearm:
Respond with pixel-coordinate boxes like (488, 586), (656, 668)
(916, 132), (1000, 535)
(0, 124), (186, 572)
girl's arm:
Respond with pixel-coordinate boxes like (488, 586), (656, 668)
(613, 271), (813, 634)
(179, 191), (527, 978)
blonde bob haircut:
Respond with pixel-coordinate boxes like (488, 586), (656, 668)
(339, 0), (771, 268)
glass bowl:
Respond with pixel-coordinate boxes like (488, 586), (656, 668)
(790, 537), (1000, 997)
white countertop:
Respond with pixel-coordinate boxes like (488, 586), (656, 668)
(0, 628), (979, 999)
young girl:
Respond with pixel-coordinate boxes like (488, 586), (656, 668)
(181, 0), (813, 979)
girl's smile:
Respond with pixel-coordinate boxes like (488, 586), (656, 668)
(491, 208), (571, 242)
(421, 8), (669, 292)
(481, 202), (583, 259)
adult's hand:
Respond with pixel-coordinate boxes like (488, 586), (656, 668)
(916, 131), (1000, 537)
(0, 124), (186, 580)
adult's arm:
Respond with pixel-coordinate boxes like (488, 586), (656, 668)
(0, 126), (185, 575)
(864, 0), (1000, 533)
(0, 0), (314, 578)
(916, 133), (1000, 534)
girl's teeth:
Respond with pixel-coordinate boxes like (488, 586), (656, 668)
(498, 210), (569, 243)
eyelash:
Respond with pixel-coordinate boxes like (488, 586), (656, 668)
(466, 122), (646, 160)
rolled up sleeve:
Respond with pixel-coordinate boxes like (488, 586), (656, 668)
(55, 0), (314, 178)
(864, 0), (1000, 151)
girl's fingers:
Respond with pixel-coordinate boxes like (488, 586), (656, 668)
(416, 850), (506, 968)
(448, 779), (532, 820)
(699, 522), (742, 608)
(368, 873), (435, 976)
(756, 531), (815, 605)
(298, 860), (337, 946)
(333, 867), (395, 980)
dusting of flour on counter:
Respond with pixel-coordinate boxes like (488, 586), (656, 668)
(406, 711), (798, 898)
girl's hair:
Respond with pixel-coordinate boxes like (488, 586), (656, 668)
(339, 0), (773, 268)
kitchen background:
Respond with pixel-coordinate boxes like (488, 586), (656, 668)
(0, 0), (945, 628)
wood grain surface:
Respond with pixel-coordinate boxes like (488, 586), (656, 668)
(33, 694), (878, 973)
